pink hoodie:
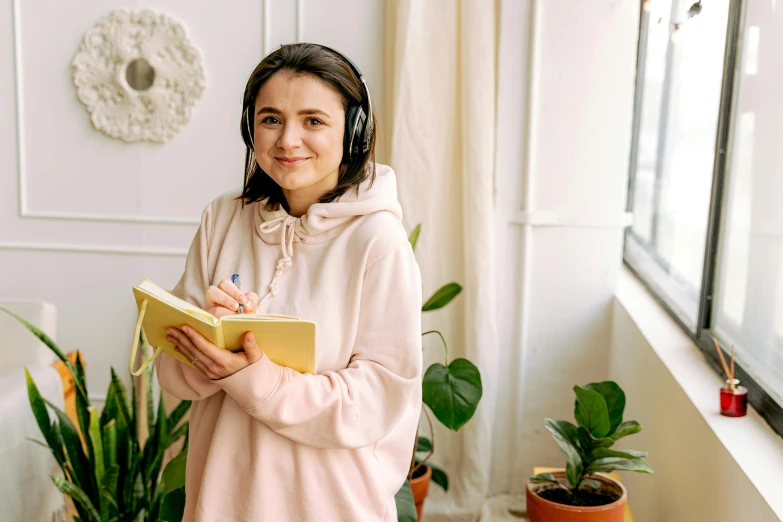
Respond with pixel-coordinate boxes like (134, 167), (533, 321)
(155, 165), (423, 521)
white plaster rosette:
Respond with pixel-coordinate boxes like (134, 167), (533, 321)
(72, 10), (206, 143)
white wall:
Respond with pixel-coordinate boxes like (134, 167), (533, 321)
(491, 0), (640, 495)
(0, 0), (385, 396)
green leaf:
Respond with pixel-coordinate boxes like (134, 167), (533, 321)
(408, 224), (421, 252)
(422, 283), (462, 312)
(394, 480), (417, 522)
(146, 360), (156, 442)
(573, 385), (611, 438)
(548, 430), (584, 489)
(166, 400), (191, 434)
(109, 369), (133, 438)
(429, 463), (449, 492)
(587, 457), (654, 475)
(167, 422), (189, 448)
(88, 407), (104, 491)
(582, 479), (602, 490)
(416, 436), (432, 453)
(545, 419), (585, 456)
(530, 473), (560, 485)
(44, 398), (95, 501)
(610, 420), (642, 441)
(52, 476), (101, 521)
(588, 448), (648, 461)
(160, 450), (188, 494)
(25, 369), (65, 466)
(159, 487), (186, 522)
(102, 420), (117, 471)
(4, 309), (87, 399)
(584, 382), (625, 433)
(422, 358), (482, 431)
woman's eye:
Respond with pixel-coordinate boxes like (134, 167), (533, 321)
(261, 116), (280, 125)
(307, 118), (324, 126)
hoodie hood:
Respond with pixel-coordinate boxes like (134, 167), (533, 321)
(252, 164), (402, 308)
(253, 164), (402, 246)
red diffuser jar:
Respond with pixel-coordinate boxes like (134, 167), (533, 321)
(720, 378), (748, 417)
(712, 338), (748, 418)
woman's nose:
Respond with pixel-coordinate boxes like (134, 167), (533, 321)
(277, 123), (302, 150)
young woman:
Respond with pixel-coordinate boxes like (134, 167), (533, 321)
(156, 43), (423, 521)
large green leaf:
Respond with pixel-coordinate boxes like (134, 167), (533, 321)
(394, 480), (417, 522)
(87, 407), (104, 493)
(584, 382), (625, 433)
(586, 456), (653, 475)
(166, 400), (191, 434)
(422, 283), (462, 312)
(408, 224), (421, 252)
(110, 369), (133, 437)
(416, 436), (432, 453)
(544, 419), (585, 457)
(25, 369), (65, 465)
(573, 385), (611, 438)
(160, 450), (188, 494)
(429, 463), (449, 492)
(44, 398), (95, 501)
(548, 429), (584, 489)
(530, 473), (560, 486)
(588, 448), (648, 461)
(422, 358), (482, 431)
(102, 420), (117, 471)
(610, 420), (642, 441)
(159, 487), (186, 522)
(3, 308), (87, 398)
(52, 476), (101, 522)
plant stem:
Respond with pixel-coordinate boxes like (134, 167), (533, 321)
(422, 330), (449, 365)
(410, 407), (436, 476)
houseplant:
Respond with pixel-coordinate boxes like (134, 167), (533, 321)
(527, 381), (652, 522)
(1, 308), (190, 522)
(394, 225), (484, 522)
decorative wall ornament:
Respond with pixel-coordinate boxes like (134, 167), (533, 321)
(72, 10), (206, 143)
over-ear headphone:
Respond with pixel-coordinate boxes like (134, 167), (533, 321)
(241, 44), (375, 161)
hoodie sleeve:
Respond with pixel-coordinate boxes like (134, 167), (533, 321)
(215, 242), (423, 449)
(155, 202), (222, 402)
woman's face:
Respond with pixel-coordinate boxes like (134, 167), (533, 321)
(253, 71), (346, 202)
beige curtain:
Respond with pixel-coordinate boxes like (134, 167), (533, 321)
(385, 0), (499, 516)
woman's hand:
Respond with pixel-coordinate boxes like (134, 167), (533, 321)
(206, 278), (259, 318)
(166, 327), (263, 380)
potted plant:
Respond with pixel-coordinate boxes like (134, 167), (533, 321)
(1, 308), (190, 522)
(394, 225), (484, 522)
(527, 381), (652, 522)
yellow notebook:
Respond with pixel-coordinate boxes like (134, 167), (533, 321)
(129, 279), (316, 376)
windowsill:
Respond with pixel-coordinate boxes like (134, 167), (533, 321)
(616, 265), (783, 520)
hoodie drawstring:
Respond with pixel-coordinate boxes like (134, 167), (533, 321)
(257, 215), (297, 307)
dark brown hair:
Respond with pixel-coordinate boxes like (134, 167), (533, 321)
(239, 43), (377, 211)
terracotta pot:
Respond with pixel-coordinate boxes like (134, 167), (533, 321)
(526, 471), (627, 522)
(410, 465), (433, 521)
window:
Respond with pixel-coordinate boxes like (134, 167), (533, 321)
(626, 0), (783, 435)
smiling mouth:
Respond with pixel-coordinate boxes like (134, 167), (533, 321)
(275, 157), (309, 167)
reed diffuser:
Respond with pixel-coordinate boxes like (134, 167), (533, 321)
(712, 337), (748, 417)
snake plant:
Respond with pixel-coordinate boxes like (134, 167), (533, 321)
(2, 308), (190, 522)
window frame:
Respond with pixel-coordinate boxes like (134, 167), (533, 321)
(624, 0), (783, 438)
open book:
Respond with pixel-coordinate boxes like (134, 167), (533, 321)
(129, 279), (316, 376)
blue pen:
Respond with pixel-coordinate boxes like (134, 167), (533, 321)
(231, 273), (244, 314)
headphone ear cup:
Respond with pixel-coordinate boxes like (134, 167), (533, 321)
(241, 106), (255, 150)
(344, 105), (366, 159)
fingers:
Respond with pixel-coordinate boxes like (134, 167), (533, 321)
(242, 332), (263, 364)
(218, 279), (249, 307)
(167, 327), (216, 377)
(244, 292), (259, 313)
(206, 284), (241, 313)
